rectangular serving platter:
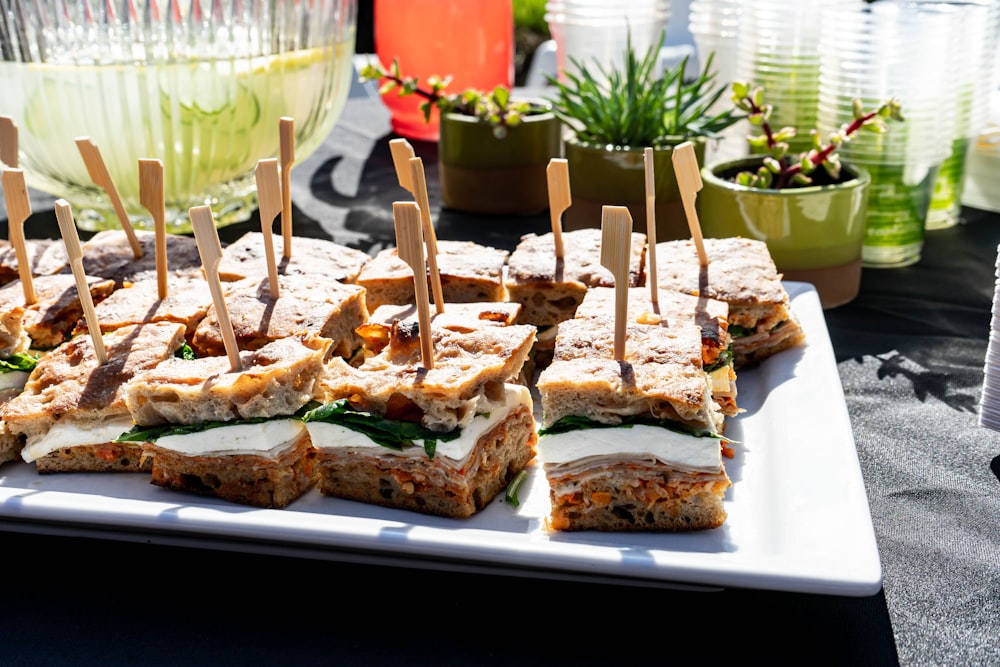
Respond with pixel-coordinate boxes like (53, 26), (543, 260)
(0, 282), (883, 596)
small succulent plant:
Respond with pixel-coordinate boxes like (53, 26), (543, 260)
(358, 59), (545, 139)
(543, 32), (744, 148)
(731, 81), (905, 189)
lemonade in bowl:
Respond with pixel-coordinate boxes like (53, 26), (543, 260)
(0, 0), (357, 233)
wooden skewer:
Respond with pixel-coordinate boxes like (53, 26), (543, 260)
(600, 205), (633, 362)
(408, 157), (444, 314)
(389, 138), (416, 193)
(546, 158), (570, 259)
(190, 205), (242, 372)
(255, 158), (282, 299)
(138, 158), (168, 300)
(672, 141), (709, 267)
(0, 116), (17, 168)
(279, 117), (295, 259)
(1, 169), (36, 304)
(643, 147), (658, 306)
(54, 200), (107, 365)
(75, 136), (144, 259)
(393, 201), (434, 369)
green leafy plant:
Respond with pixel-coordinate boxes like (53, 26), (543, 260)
(731, 81), (904, 189)
(543, 32), (744, 148)
(358, 59), (547, 139)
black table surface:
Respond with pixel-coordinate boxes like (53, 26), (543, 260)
(1, 82), (998, 667)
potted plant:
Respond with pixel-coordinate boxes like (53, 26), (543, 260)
(697, 81), (904, 309)
(358, 59), (561, 216)
(543, 32), (744, 242)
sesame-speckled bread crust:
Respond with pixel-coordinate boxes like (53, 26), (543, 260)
(125, 335), (331, 426)
(217, 231), (371, 284)
(357, 301), (522, 356)
(2, 321), (188, 439)
(0, 273), (116, 350)
(190, 274), (367, 360)
(356, 240), (509, 311)
(318, 322), (536, 433)
(82, 273), (213, 337)
(504, 229), (647, 327)
(653, 237), (805, 368)
(81, 230), (203, 287)
(0, 238), (67, 284)
(536, 316), (722, 433)
(654, 237), (788, 306)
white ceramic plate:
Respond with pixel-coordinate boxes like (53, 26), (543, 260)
(0, 282), (882, 596)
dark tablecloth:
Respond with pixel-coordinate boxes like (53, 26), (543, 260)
(0, 81), (997, 666)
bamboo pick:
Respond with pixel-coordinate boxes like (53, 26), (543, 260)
(1, 169), (35, 304)
(671, 141), (709, 267)
(0, 116), (17, 168)
(190, 205), (242, 372)
(408, 156), (444, 314)
(54, 200), (107, 365)
(255, 158), (282, 299)
(546, 158), (570, 259)
(643, 147), (658, 306)
(393, 201), (434, 369)
(138, 158), (168, 300)
(279, 117), (294, 259)
(600, 205), (633, 362)
(389, 138), (416, 193)
(75, 136), (143, 259)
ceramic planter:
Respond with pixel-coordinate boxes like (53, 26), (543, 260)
(437, 107), (561, 215)
(697, 157), (871, 309)
(561, 137), (706, 242)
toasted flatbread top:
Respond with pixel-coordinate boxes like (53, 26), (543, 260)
(2, 321), (187, 427)
(356, 240), (508, 283)
(318, 322), (536, 432)
(192, 274), (367, 349)
(0, 238), (67, 282)
(505, 228), (646, 288)
(217, 231), (371, 283)
(357, 301), (522, 355)
(85, 274), (213, 333)
(535, 316), (718, 430)
(0, 273), (116, 349)
(81, 230), (203, 286)
(575, 286), (729, 340)
(124, 335), (331, 425)
(653, 238), (788, 306)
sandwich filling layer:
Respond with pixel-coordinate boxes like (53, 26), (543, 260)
(21, 415), (135, 463)
(149, 418), (307, 460)
(535, 424), (724, 474)
(306, 384), (531, 467)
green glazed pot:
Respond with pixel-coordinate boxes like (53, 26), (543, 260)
(438, 107), (561, 215)
(561, 137), (706, 243)
(698, 157), (871, 309)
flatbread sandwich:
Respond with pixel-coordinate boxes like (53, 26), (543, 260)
(653, 237), (805, 368)
(2, 321), (188, 473)
(121, 335), (331, 508)
(534, 315), (732, 532)
(304, 320), (538, 518)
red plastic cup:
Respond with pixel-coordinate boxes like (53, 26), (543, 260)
(374, 0), (514, 142)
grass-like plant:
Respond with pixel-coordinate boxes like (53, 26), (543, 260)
(543, 32), (744, 148)
(731, 81), (904, 189)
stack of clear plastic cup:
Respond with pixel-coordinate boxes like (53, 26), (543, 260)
(544, 0), (671, 85)
(818, 1), (957, 268)
(738, 0), (858, 156)
(913, 0), (999, 230)
(688, 0), (745, 162)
